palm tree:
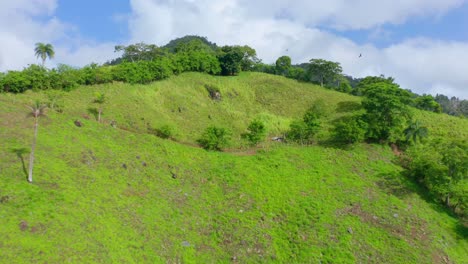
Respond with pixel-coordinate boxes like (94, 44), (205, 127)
(404, 120), (428, 145)
(93, 92), (106, 122)
(34, 43), (55, 66)
(27, 101), (47, 183)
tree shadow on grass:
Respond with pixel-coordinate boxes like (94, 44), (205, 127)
(10, 147), (29, 180)
(376, 170), (467, 236)
(454, 222), (467, 240)
(336, 101), (362, 113)
(87, 107), (99, 121)
(375, 171), (415, 199)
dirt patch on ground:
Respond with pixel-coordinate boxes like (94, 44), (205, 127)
(337, 203), (429, 243)
(337, 203), (453, 263)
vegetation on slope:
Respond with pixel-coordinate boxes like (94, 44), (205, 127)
(0, 72), (466, 263)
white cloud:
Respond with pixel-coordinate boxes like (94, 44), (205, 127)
(127, 0), (468, 98)
(0, 0), (118, 71)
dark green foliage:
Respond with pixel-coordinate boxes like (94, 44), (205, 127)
(287, 120), (309, 144)
(51, 64), (82, 91)
(275, 56), (291, 76)
(353, 75), (396, 96)
(333, 115), (368, 144)
(217, 46), (244, 75)
(287, 101), (326, 144)
(305, 99), (329, 119)
(197, 126), (231, 151)
(23, 64), (51, 90)
(252, 63), (276, 74)
(286, 67), (307, 81)
(406, 140), (467, 216)
(337, 78), (352, 93)
(114, 43), (165, 62)
(163, 35), (218, 53)
(404, 120), (428, 145)
(149, 125), (174, 139)
(307, 59), (343, 87)
(173, 38), (214, 53)
(242, 120), (267, 146)
(0, 70), (31, 93)
(362, 82), (412, 143)
(112, 62), (151, 84)
(112, 60), (172, 84)
(238, 45), (259, 71)
(414, 95), (442, 113)
(172, 50), (221, 75)
(79, 64), (114, 85)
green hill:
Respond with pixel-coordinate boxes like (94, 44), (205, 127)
(0, 72), (466, 263)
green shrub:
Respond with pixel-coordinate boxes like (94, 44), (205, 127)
(149, 125), (174, 139)
(51, 64), (82, 91)
(0, 70), (31, 93)
(23, 64), (51, 90)
(197, 126), (231, 151)
(333, 115), (368, 144)
(242, 120), (267, 146)
(112, 60), (172, 84)
(286, 120), (309, 144)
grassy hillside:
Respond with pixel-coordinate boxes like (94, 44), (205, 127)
(0, 72), (466, 263)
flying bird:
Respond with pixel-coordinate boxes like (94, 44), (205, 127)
(359, 53), (362, 58)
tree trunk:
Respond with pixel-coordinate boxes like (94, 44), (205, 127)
(98, 108), (102, 122)
(445, 194), (450, 207)
(28, 118), (38, 183)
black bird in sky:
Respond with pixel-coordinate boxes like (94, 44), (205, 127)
(359, 53), (362, 58)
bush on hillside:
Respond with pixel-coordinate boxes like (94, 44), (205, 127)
(172, 51), (221, 75)
(23, 64), (52, 90)
(333, 115), (368, 144)
(112, 60), (173, 84)
(149, 124), (175, 140)
(50, 64), (82, 91)
(79, 64), (114, 85)
(0, 70), (31, 93)
(405, 139), (467, 218)
(242, 120), (267, 146)
(197, 126), (231, 151)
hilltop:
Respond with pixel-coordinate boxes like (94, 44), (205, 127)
(0, 72), (467, 263)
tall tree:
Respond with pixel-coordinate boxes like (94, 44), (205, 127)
(217, 46), (244, 76)
(34, 43), (55, 66)
(275, 56), (291, 76)
(27, 101), (47, 183)
(362, 82), (412, 142)
(307, 59), (342, 87)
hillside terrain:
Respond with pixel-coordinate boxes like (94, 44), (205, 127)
(0, 72), (467, 263)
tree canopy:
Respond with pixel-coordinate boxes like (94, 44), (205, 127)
(307, 59), (342, 87)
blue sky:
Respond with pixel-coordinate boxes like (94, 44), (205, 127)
(55, 0), (130, 43)
(0, 0), (467, 98)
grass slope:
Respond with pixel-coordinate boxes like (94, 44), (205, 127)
(0, 72), (466, 263)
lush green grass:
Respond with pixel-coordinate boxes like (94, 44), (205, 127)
(0, 72), (466, 263)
